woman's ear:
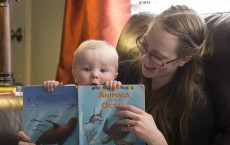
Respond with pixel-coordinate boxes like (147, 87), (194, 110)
(178, 56), (192, 67)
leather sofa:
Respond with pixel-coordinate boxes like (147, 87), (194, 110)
(0, 96), (23, 145)
(0, 12), (230, 145)
(202, 12), (230, 145)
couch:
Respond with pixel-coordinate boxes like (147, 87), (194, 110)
(0, 12), (230, 145)
(0, 96), (23, 145)
(202, 12), (230, 145)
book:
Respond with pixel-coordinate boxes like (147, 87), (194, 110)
(23, 86), (79, 145)
(0, 86), (23, 96)
(0, 86), (17, 96)
(78, 85), (145, 145)
(23, 85), (145, 145)
(0, 86), (16, 92)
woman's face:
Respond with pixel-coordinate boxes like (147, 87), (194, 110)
(139, 21), (182, 80)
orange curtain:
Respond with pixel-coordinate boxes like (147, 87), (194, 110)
(56, 0), (131, 84)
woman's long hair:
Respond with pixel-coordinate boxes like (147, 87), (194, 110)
(142, 5), (208, 145)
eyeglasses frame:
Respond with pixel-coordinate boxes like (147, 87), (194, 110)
(136, 35), (181, 67)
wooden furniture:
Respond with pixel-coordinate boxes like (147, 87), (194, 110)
(0, 0), (15, 86)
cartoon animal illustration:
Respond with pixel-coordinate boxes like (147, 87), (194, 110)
(67, 103), (77, 111)
(31, 119), (42, 123)
(48, 114), (59, 118)
(84, 127), (97, 144)
(102, 118), (134, 145)
(85, 109), (103, 124)
(92, 86), (100, 90)
(27, 98), (37, 107)
(36, 123), (48, 127)
(35, 117), (77, 145)
(92, 85), (106, 90)
(32, 129), (43, 133)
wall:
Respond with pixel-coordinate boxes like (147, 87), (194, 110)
(10, 0), (65, 85)
(131, 0), (230, 15)
(11, 0), (27, 85)
(31, 0), (65, 85)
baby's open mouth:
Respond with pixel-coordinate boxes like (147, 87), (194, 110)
(91, 83), (98, 85)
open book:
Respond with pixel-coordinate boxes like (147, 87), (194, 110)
(23, 85), (145, 145)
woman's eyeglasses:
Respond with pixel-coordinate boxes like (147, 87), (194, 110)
(136, 35), (180, 67)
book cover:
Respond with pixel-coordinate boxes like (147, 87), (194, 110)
(23, 84), (145, 145)
(23, 86), (78, 145)
(78, 84), (145, 145)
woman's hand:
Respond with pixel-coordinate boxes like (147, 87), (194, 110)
(18, 131), (35, 145)
(43, 80), (63, 91)
(115, 105), (168, 145)
(105, 80), (122, 90)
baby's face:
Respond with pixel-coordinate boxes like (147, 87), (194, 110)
(72, 48), (118, 85)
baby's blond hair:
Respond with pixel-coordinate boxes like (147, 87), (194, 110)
(72, 40), (119, 70)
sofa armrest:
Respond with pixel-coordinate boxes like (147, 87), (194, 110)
(0, 96), (23, 145)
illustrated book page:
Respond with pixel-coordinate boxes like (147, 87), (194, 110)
(23, 86), (78, 145)
(78, 84), (146, 145)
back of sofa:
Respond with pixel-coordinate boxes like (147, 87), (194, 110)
(116, 13), (154, 62)
(117, 12), (230, 145)
(202, 12), (230, 145)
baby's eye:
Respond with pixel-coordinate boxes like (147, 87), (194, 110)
(100, 69), (107, 73)
(83, 67), (91, 71)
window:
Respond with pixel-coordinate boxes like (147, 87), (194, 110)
(131, 0), (230, 15)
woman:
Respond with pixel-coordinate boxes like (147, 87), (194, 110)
(18, 5), (213, 145)
(115, 5), (213, 145)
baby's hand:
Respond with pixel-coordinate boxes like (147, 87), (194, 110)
(43, 80), (63, 91)
(105, 81), (122, 91)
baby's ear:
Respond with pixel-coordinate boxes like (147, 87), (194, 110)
(114, 72), (118, 80)
(72, 69), (77, 81)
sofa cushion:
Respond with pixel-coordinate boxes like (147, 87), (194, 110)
(0, 96), (23, 145)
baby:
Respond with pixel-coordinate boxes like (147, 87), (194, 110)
(44, 39), (121, 90)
